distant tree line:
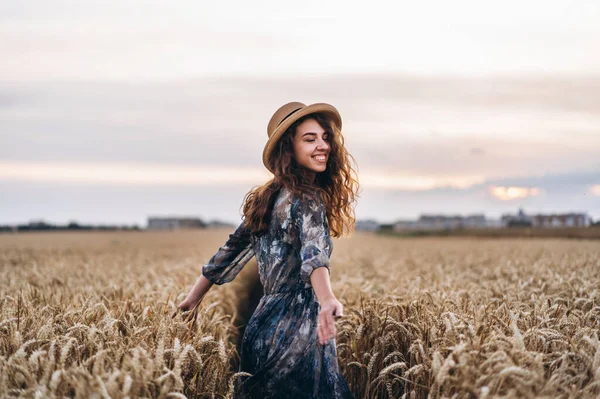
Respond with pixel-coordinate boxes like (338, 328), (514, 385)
(0, 220), (141, 233)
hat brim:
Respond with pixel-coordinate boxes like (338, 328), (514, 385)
(262, 103), (342, 173)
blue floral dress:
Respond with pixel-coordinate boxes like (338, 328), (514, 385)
(202, 187), (354, 399)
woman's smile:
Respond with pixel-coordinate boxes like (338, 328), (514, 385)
(312, 154), (328, 163)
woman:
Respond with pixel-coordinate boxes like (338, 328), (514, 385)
(178, 102), (359, 398)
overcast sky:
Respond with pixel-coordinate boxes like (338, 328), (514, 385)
(1, 0), (599, 225)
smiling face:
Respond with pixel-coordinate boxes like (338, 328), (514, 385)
(292, 118), (331, 177)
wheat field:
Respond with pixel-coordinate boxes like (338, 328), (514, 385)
(1, 230), (599, 398)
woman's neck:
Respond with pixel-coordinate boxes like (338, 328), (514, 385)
(299, 170), (316, 185)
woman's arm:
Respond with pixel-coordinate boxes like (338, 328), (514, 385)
(201, 221), (255, 285)
(310, 267), (344, 346)
(292, 193), (344, 346)
(176, 221), (254, 313)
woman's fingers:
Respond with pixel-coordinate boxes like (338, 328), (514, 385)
(317, 308), (338, 345)
(322, 313), (331, 341)
(319, 313), (330, 345)
(318, 319), (326, 345)
(328, 303), (340, 337)
(172, 299), (202, 321)
(172, 302), (186, 319)
(328, 315), (336, 339)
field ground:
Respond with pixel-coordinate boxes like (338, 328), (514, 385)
(1, 230), (600, 398)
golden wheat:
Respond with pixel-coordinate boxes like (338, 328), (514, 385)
(1, 230), (599, 398)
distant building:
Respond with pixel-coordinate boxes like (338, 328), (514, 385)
(420, 215), (463, 230)
(501, 208), (532, 227)
(463, 214), (486, 228)
(355, 219), (380, 232)
(422, 215), (456, 230)
(531, 213), (590, 228)
(500, 208), (591, 228)
(206, 220), (236, 229)
(388, 208), (593, 232)
(147, 217), (206, 230)
(393, 213), (488, 231)
(27, 219), (52, 229)
(485, 219), (504, 228)
(392, 220), (417, 231)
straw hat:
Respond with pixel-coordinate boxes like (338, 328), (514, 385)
(262, 102), (342, 173)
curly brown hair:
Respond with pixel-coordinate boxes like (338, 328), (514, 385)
(242, 112), (359, 237)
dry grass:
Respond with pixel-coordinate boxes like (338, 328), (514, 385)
(1, 230), (599, 398)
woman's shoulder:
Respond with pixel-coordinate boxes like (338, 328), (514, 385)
(278, 186), (322, 206)
(276, 187), (324, 222)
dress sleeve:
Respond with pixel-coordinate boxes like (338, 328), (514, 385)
(291, 193), (332, 284)
(201, 221), (255, 285)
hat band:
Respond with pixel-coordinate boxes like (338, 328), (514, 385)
(276, 107), (303, 128)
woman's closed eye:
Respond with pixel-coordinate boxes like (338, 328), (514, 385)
(306, 136), (329, 143)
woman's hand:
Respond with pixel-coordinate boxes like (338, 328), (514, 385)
(177, 297), (202, 312)
(317, 296), (344, 345)
(172, 290), (205, 320)
(172, 275), (214, 319)
(171, 296), (203, 320)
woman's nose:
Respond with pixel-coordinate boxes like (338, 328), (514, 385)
(317, 138), (330, 150)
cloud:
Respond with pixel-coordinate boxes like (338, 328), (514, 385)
(2, 0), (600, 80)
(2, 167), (598, 225)
(482, 170), (600, 191)
(358, 169), (600, 221)
(359, 172), (484, 190)
(2, 160), (597, 196)
(469, 147), (485, 155)
(0, 161), (270, 186)
(0, 160), (485, 191)
(0, 91), (25, 108)
(1, 75), (599, 182)
(488, 186), (544, 201)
